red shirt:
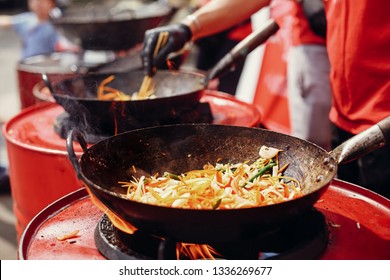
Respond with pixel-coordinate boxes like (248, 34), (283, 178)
(227, 20), (252, 41)
(324, 0), (390, 133)
(271, 0), (325, 47)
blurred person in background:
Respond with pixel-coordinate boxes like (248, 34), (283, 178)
(141, 0), (390, 198)
(272, 0), (332, 150)
(324, 0), (390, 198)
(0, 0), (75, 59)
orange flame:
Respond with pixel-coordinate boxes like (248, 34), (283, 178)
(85, 184), (137, 234)
(177, 244), (221, 260)
(109, 101), (127, 135)
(86, 183), (222, 259)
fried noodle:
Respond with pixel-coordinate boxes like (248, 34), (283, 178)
(118, 146), (303, 210)
(97, 75), (156, 101)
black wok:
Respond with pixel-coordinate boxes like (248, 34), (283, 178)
(67, 117), (390, 244)
(50, 1), (174, 50)
(50, 70), (205, 135)
(46, 19), (279, 135)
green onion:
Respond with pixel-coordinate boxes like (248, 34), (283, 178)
(164, 172), (180, 180)
(242, 161), (276, 187)
(213, 198), (222, 210)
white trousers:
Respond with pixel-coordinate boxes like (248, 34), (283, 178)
(287, 44), (332, 151)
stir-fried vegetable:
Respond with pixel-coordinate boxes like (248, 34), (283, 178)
(118, 146), (303, 209)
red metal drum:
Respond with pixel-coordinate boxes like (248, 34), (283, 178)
(16, 52), (115, 109)
(3, 103), (84, 240)
(17, 53), (78, 109)
(3, 91), (261, 241)
(18, 179), (390, 260)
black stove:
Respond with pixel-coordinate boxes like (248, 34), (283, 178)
(94, 208), (329, 260)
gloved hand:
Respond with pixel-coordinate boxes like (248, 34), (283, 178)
(141, 23), (192, 76)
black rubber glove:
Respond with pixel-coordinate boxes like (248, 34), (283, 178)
(141, 23), (192, 76)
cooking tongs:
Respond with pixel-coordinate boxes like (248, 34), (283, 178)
(138, 31), (169, 99)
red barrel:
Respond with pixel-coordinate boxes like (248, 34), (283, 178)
(3, 103), (84, 240)
(17, 53), (77, 108)
(16, 52), (115, 109)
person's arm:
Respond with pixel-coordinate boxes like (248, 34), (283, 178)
(182, 0), (270, 40)
(0, 15), (13, 28)
(141, 0), (270, 76)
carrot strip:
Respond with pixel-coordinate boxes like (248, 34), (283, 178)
(118, 147), (302, 209)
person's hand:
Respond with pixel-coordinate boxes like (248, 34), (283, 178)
(141, 23), (192, 76)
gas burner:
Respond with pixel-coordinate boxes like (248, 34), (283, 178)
(54, 102), (213, 143)
(94, 209), (328, 260)
(94, 215), (175, 260)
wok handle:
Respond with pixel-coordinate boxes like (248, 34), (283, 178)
(66, 129), (88, 179)
(205, 19), (279, 83)
(329, 116), (390, 164)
